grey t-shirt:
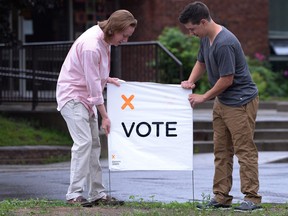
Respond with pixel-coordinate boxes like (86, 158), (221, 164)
(198, 26), (258, 106)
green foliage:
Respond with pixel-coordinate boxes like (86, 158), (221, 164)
(158, 27), (199, 74)
(157, 27), (212, 93)
(248, 57), (288, 100)
(157, 27), (288, 100)
(0, 198), (287, 216)
(0, 115), (71, 146)
(157, 27), (201, 85)
(0, 199), (67, 216)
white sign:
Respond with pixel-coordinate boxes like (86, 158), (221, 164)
(107, 82), (193, 171)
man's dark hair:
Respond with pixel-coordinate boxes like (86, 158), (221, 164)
(179, 1), (211, 25)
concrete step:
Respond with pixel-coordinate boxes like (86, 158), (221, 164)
(255, 129), (288, 140)
(0, 136), (286, 165)
(1, 100), (288, 111)
(194, 121), (288, 130)
(194, 128), (288, 141)
(194, 139), (288, 153)
(0, 101), (287, 163)
(194, 100), (288, 111)
(0, 146), (71, 165)
(256, 121), (288, 129)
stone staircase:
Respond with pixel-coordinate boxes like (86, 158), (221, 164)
(193, 101), (288, 153)
(0, 101), (287, 164)
(194, 121), (288, 153)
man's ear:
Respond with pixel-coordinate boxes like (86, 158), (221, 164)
(200, 19), (208, 25)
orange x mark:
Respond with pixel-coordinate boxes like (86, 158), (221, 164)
(121, 94), (135, 110)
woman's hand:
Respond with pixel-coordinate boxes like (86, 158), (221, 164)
(107, 77), (121, 87)
(101, 117), (111, 136)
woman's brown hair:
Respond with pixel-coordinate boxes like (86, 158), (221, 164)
(98, 10), (137, 41)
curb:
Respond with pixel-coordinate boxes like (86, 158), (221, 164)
(0, 146), (71, 164)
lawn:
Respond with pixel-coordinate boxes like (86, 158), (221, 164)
(0, 199), (287, 216)
(0, 115), (71, 147)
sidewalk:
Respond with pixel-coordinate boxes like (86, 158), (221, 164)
(0, 105), (287, 203)
(0, 151), (287, 203)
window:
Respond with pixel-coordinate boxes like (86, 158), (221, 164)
(269, 0), (288, 64)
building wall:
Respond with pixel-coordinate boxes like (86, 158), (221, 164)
(16, 0), (269, 58)
(120, 0), (269, 57)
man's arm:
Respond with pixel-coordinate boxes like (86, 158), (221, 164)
(203, 74), (233, 100)
(189, 74), (234, 107)
(181, 61), (206, 89)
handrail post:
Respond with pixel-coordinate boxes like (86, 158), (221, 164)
(112, 46), (122, 78)
(0, 76), (2, 105)
(155, 44), (159, 83)
(32, 46), (38, 110)
(155, 41), (183, 83)
(179, 65), (183, 81)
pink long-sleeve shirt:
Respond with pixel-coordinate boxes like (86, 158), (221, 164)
(56, 25), (110, 115)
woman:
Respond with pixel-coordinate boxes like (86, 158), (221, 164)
(56, 10), (137, 207)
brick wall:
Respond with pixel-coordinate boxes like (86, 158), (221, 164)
(121, 0), (269, 57)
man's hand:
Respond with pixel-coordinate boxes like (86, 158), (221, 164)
(181, 80), (196, 89)
(188, 93), (206, 108)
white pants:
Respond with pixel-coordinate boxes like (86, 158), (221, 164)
(60, 100), (106, 201)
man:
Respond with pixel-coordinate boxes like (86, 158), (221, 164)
(179, 1), (262, 211)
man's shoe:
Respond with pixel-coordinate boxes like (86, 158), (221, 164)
(234, 200), (262, 212)
(197, 198), (231, 210)
(90, 195), (124, 206)
(67, 196), (92, 207)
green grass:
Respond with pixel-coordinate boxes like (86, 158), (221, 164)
(0, 199), (287, 216)
(0, 115), (71, 147)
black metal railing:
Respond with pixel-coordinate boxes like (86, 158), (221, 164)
(0, 41), (182, 110)
(112, 41), (183, 83)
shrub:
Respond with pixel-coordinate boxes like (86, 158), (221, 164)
(157, 27), (288, 100)
(157, 27), (206, 87)
(248, 56), (288, 100)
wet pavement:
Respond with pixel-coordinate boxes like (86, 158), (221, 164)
(0, 107), (288, 204)
(0, 151), (287, 204)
